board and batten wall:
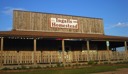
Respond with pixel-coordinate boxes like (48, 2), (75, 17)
(13, 10), (104, 34)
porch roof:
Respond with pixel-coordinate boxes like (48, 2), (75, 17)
(0, 31), (128, 41)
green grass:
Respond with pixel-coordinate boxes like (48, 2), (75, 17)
(1, 64), (128, 74)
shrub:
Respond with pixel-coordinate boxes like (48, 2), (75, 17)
(17, 67), (22, 70)
(36, 66), (42, 69)
(2, 67), (11, 70)
(57, 63), (61, 67)
(67, 64), (71, 67)
(21, 65), (28, 70)
(88, 61), (95, 65)
(94, 62), (98, 65)
(104, 62), (108, 64)
(13, 67), (17, 70)
(29, 66), (34, 69)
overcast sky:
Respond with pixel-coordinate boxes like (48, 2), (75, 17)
(0, 0), (128, 36)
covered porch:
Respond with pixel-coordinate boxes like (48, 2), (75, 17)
(0, 31), (128, 66)
(0, 37), (128, 66)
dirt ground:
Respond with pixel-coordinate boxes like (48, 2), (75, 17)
(94, 68), (128, 74)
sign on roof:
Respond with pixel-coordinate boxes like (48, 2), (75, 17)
(51, 18), (78, 29)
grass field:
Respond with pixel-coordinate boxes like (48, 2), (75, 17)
(1, 64), (128, 74)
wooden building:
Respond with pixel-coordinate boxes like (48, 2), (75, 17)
(0, 10), (128, 66)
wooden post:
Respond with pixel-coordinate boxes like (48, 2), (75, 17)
(34, 39), (37, 65)
(87, 40), (90, 61)
(125, 41), (127, 52)
(124, 41), (127, 61)
(0, 37), (4, 66)
(62, 39), (65, 66)
(114, 48), (116, 51)
(113, 48), (116, 60)
(106, 41), (110, 63)
(50, 51), (52, 66)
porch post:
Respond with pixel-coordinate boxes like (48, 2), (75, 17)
(34, 38), (37, 65)
(124, 41), (127, 61)
(87, 40), (90, 61)
(62, 39), (65, 66)
(106, 41), (110, 63)
(0, 37), (4, 66)
(114, 48), (116, 51)
(124, 41), (127, 52)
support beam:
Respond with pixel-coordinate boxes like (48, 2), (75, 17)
(87, 40), (90, 61)
(106, 41), (110, 62)
(62, 39), (65, 66)
(0, 37), (4, 66)
(34, 39), (37, 65)
(124, 41), (128, 61)
(114, 48), (116, 51)
(124, 41), (127, 52)
(1, 37), (3, 51)
(106, 41), (109, 51)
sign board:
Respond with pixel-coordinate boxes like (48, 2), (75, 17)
(51, 18), (78, 29)
(106, 41), (109, 46)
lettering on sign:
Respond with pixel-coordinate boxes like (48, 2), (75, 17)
(50, 18), (78, 29)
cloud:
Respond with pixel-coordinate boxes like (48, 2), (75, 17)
(6, 27), (12, 31)
(105, 22), (128, 29)
(113, 22), (128, 27)
(2, 7), (26, 15)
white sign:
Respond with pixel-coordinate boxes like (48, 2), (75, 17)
(50, 18), (78, 29)
(106, 41), (109, 46)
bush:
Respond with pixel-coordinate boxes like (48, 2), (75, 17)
(122, 61), (128, 64)
(36, 66), (42, 69)
(57, 63), (61, 67)
(45, 66), (50, 68)
(95, 62), (98, 65)
(67, 64), (71, 67)
(104, 62), (109, 64)
(115, 61), (128, 64)
(2, 67), (11, 70)
(13, 67), (17, 70)
(17, 67), (22, 70)
(21, 65), (28, 70)
(29, 66), (34, 69)
(88, 61), (95, 65)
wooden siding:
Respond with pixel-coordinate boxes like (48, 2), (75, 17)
(13, 10), (104, 34)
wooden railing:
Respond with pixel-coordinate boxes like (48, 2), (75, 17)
(0, 50), (128, 65)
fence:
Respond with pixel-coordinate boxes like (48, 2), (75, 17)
(0, 50), (128, 65)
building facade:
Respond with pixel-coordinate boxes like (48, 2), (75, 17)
(0, 10), (128, 66)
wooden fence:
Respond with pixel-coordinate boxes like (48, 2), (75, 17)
(0, 50), (128, 65)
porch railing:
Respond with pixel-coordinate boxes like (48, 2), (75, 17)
(0, 50), (128, 65)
